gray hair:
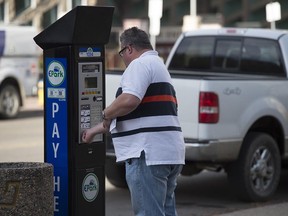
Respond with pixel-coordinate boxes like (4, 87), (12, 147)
(120, 27), (153, 50)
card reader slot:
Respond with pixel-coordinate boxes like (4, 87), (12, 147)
(81, 97), (89, 100)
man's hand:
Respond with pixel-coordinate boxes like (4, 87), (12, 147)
(82, 128), (95, 143)
(82, 121), (110, 143)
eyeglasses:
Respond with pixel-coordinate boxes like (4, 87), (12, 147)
(118, 46), (128, 57)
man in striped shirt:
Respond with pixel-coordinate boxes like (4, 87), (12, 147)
(82, 27), (185, 216)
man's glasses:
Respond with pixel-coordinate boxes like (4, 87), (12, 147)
(118, 46), (128, 57)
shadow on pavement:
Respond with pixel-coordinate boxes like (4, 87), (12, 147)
(17, 109), (44, 119)
(0, 110), (43, 121)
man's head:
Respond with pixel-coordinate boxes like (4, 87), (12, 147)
(119, 27), (153, 66)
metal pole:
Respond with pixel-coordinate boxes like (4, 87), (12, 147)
(150, 35), (156, 50)
(271, 21), (276, 29)
(190, 0), (196, 16)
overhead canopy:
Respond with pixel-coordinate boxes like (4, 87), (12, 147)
(34, 6), (114, 49)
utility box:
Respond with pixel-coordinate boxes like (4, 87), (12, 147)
(34, 6), (114, 216)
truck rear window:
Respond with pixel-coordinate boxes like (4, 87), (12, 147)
(168, 36), (285, 77)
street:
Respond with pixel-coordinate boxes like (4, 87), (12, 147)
(0, 97), (288, 216)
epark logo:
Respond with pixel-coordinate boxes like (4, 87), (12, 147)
(47, 61), (65, 87)
(82, 173), (99, 202)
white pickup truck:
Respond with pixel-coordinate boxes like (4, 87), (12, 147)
(105, 28), (288, 202)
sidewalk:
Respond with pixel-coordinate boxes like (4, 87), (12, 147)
(218, 202), (288, 216)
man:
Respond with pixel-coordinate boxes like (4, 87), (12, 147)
(82, 27), (185, 216)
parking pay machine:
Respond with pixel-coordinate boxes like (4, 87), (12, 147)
(34, 6), (114, 216)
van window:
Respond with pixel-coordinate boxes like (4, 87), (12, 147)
(168, 36), (285, 77)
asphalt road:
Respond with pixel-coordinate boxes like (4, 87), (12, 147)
(0, 97), (288, 216)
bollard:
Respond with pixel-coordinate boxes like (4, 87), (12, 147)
(0, 162), (54, 216)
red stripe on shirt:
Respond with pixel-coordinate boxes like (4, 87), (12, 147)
(141, 95), (177, 104)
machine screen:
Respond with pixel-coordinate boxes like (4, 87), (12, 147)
(85, 77), (97, 88)
(82, 64), (99, 73)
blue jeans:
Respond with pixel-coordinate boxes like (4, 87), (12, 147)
(125, 151), (183, 216)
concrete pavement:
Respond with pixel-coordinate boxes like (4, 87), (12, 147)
(218, 202), (288, 216)
(21, 97), (288, 216)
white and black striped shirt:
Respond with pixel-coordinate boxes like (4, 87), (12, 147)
(111, 50), (185, 165)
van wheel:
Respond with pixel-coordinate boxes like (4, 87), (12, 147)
(227, 132), (281, 202)
(0, 84), (20, 119)
(105, 157), (127, 188)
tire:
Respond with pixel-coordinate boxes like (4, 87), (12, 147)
(0, 84), (21, 119)
(105, 157), (127, 188)
(227, 132), (281, 202)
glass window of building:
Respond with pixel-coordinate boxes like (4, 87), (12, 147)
(15, 0), (31, 16)
(42, 6), (57, 29)
(0, 2), (4, 22)
(72, 0), (82, 8)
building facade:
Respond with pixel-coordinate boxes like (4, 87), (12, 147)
(1, 0), (287, 68)
(212, 0), (288, 29)
(1, 0), (287, 31)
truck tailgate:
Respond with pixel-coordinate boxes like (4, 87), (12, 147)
(172, 77), (201, 140)
(106, 73), (122, 105)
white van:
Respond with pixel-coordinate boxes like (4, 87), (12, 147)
(0, 25), (41, 119)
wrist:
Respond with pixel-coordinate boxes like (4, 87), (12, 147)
(102, 110), (109, 120)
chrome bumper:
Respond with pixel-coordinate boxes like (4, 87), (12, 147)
(185, 139), (242, 161)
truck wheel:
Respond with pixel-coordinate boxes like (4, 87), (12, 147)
(0, 84), (21, 119)
(227, 132), (281, 202)
(105, 157), (127, 188)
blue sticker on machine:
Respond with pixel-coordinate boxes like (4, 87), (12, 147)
(45, 57), (68, 215)
(79, 47), (101, 57)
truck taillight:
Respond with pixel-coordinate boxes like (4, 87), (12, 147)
(199, 92), (219, 123)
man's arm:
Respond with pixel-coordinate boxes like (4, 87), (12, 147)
(103, 93), (141, 120)
(82, 93), (140, 143)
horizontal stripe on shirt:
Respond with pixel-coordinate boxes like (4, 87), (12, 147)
(111, 126), (182, 138)
(118, 101), (177, 121)
(141, 95), (177, 104)
(112, 115), (182, 132)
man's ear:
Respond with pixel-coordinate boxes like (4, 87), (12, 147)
(127, 45), (133, 54)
